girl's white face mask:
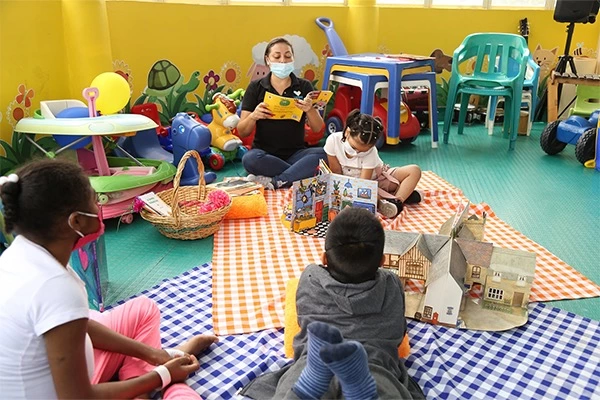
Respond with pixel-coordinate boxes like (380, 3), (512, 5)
(343, 139), (358, 157)
(343, 137), (373, 158)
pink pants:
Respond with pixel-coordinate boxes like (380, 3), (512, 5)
(89, 296), (201, 399)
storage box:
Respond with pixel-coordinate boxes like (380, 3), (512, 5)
(518, 110), (529, 136)
(70, 235), (109, 311)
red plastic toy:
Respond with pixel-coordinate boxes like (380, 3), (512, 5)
(324, 85), (421, 148)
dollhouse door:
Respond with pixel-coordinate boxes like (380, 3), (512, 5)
(315, 200), (323, 221)
(512, 292), (524, 307)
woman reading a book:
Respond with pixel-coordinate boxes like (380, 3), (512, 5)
(0, 158), (218, 399)
(237, 37), (326, 190)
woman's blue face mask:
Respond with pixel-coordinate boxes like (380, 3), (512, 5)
(269, 62), (295, 79)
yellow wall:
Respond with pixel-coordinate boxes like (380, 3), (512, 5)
(1, 0), (599, 142)
(0, 1), (70, 137)
(378, 8), (600, 82)
(105, 2), (346, 98)
(378, 8), (599, 55)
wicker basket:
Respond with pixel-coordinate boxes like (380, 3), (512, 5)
(140, 150), (232, 240)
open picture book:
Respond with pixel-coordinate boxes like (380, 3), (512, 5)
(263, 90), (333, 121)
(283, 160), (378, 234)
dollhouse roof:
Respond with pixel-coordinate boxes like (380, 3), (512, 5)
(425, 239), (467, 291)
(384, 232), (450, 261)
(455, 238), (494, 267)
(384, 231), (420, 256)
(449, 240), (467, 286)
(420, 234), (450, 259)
(489, 247), (536, 280)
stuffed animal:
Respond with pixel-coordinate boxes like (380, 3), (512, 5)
(430, 49), (453, 74)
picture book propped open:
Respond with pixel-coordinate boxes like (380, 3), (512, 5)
(283, 162), (378, 235)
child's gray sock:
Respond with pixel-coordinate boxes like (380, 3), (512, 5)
(320, 341), (378, 400)
(292, 321), (343, 399)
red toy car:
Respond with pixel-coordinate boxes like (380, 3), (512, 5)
(324, 85), (421, 148)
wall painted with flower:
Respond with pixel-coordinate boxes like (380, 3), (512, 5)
(104, 2), (344, 125)
(1, 0), (598, 149)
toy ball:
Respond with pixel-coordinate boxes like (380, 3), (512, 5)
(90, 72), (130, 115)
(54, 107), (92, 149)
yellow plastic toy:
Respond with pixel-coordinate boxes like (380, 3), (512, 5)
(204, 89), (245, 152)
(583, 117), (599, 170)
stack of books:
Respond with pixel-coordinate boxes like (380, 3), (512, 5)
(207, 177), (262, 197)
(137, 192), (172, 216)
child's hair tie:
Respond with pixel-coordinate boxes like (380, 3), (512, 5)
(0, 174), (19, 187)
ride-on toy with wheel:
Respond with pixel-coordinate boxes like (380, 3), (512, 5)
(540, 110), (598, 164)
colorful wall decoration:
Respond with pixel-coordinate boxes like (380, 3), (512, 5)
(1, 0), (598, 152)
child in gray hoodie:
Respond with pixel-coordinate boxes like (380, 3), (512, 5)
(241, 208), (424, 399)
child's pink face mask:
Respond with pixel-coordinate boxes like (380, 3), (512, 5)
(68, 210), (105, 250)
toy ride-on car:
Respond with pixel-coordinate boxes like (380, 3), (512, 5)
(540, 110), (599, 164)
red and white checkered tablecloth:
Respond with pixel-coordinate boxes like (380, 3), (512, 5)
(212, 171), (600, 335)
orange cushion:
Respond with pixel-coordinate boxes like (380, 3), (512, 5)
(224, 190), (267, 220)
(284, 278), (410, 359)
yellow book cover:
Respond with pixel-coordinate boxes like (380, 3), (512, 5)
(263, 93), (303, 122)
(305, 90), (334, 111)
(263, 91), (334, 121)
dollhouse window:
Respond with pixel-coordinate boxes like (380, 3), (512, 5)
(446, 306), (454, 315)
(517, 275), (527, 287)
(487, 287), (504, 301)
(471, 266), (481, 279)
(492, 271), (502, 282)
(405, 261), (424, 278)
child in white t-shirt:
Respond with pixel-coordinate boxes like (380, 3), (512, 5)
(0, 159), (218, 399)
(323, 109), (422, 218)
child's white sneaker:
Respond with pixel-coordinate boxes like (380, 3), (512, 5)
(378, 199), (399, 219)
(247, 174), (275, 190)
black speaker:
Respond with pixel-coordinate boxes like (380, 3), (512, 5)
(554, 0), (600, 24)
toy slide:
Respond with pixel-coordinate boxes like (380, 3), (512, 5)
(115, 128), (174, 163)
(315, 17), (348, 56)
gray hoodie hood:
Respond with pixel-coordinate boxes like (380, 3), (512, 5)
(314, 265), (387, 315)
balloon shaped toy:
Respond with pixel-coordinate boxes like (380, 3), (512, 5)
(90, 72), (130, 115)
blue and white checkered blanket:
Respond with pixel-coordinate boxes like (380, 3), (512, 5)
(114, 263), (600, 400)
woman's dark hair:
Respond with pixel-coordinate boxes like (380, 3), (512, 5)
(324, 207), (385, 284)
(263, 37), (294, 64)
(343, 109), (384, 146)
(0, 158), (92, 236)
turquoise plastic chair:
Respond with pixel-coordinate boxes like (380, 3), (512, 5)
(486, 56), (540, 135)
(443, 33), (530, 150)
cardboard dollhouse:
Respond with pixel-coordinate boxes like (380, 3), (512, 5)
(383, 203), (536, 331)
(285, 169), (378, 234)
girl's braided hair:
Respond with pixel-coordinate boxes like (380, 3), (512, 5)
(343, 109), (384, 146)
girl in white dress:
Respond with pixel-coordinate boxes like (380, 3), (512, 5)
(323, 109), (422, 218)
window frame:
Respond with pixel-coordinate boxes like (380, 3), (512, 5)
(376, 0), (555, 9)
(487, 287), (504, 301)
(107, 0), (347, 5)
